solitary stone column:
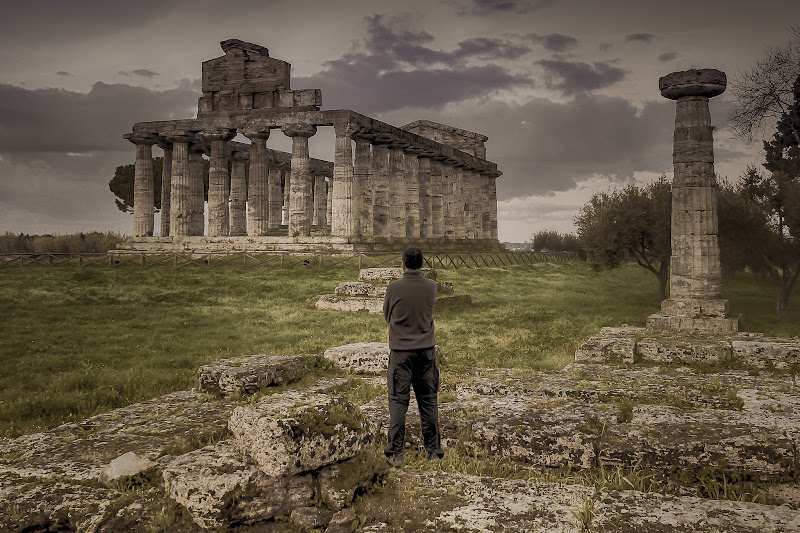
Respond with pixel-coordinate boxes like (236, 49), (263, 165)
(331, 122), (358, 238)
(283, 123), (316, 237)
(371, 143), (390, 237)
(648, 68), (740, 332)
(388, 146), (406, 238)
(126, 134), (157, 237)
(245, 130), (270, 236)
(188, 145), (205, 236)
(204, 129), (235, 237)
(166, 132), (194, 237)
(229, 149), (248, 236)
(158, 140), (172, 237)
(353, 138), (372, 238)
(404, 152), (421, 238)
(418, 155), (433, 239)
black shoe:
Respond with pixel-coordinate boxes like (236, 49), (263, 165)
(387, 454), (404, 466)
(426, 452), (443, 461)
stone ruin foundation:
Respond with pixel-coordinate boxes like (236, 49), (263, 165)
(118, 39), (503, 254)
(311, 267), (471, 313)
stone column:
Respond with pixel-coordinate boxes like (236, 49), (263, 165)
(468, 169), (483, 239)
(442, 164), (456, 240)
(417, 155), (432, 239)
(188, 143), (206, 236)
(313, 174), (327, 227)
(282, 170), (290, 225)
(430, 159), (445, 238)
(478, 173), (491, 240)
(371, 143), (390, 237)
(126, 134), (157, 237)
(453, 164), (467, 240)
(268, 165), (283, 230)
(244, 130), (270, 236)
(462, 168), (475, 239)
(326, 179), (332, 227)
(203, 129), (235, 237)
(282, 123), (317, 237)
(354, 138), (373, 238)
(158, 141), (172, 237)
(332, 122), (358, 238)
(166, 132), (194, 237)
(388, 146), (406, 238)
(488, 174), (499, 240)
(404, 152), (421, 238)
(229, 149), (248, 236)
(648, 68), (739, 333)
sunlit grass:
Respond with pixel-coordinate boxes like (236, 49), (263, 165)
(1, 260), (798, 437)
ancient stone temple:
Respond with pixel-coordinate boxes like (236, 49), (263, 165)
(120, 39), (502, 252)
(647, 69), (740, 332)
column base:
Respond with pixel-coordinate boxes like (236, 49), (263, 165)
(647, 298), (740, 332)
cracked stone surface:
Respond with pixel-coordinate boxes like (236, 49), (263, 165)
(198, 353), (320, 396)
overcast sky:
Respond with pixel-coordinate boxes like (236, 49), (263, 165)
(0, 0), (794, 242)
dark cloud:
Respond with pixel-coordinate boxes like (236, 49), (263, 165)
(526, 33), (578, 52)
(56, 71), (73, 77)
(658, 51), (677, 62)
(626, 33), (655, 44)
(118, 71), (131, 77)
(0, 0), (174, 47)
(384, 95), (675, 199)
(536, 59), (626, 95)
(0, 81), (199, 154)
(465, 0), (558, 15)
(132, 69), (160, 78)
(296, 14), (532, 114)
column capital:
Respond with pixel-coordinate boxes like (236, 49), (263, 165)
(659, 69), (726, 100)
(202, 128), (236, 143)
(333, 121), (360, 138)
(242, 129), (271, 141)
(124, 132), (159, 146)
(282, 123), (317, 138)
(163, 130), (197, 145)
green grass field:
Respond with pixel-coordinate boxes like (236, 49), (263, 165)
(1, 260), (798, 438)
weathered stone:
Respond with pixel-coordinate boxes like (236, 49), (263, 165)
(359, 267), (437, 284)
(163, 440), (313, 529)
(317, 449), (388, 510)
(291, 506), (335, 529)
(325, 507), (359, 533)
(732, 337), (800, 369)
(574, 326), (639, 363)
(98, 451), (156, 487)
(324, 343), (442, 375)
(335, 281), (387, 298)
(229, 391), (372, 476)
(313, 293), (384, 313)
(197, 353), (319, 396)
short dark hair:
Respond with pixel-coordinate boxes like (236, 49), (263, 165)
(402, 247), (424, 270)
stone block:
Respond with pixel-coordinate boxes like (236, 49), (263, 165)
(291, 507), (335, 530)
(228, 391), (372, 477)
(334, 281), (386, 298)
(732, 338), (800, 369)
(437, 280), (455, 294)
(324, 343), (442, 375)
(313, 294), (384, 313)
(359, 267), (437, 284)
(317, 449), (388, 510)
(162, 441), (312, 529)
(647, 313), (740, 333)
(660, 298), (729, 318)
(98, 451), (156, 487)
(635, 333), (732, 364)
(198, 354), (319, 396)
(574, 326), (640, 363)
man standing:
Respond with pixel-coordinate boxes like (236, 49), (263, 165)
(383, 246), (444, 465)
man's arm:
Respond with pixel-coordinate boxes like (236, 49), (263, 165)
(383, 283), (392, 323)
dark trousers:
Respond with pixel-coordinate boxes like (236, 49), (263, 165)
(385, 347), (443, 458)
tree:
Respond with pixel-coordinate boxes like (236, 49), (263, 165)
(531, 230), (584, 257)
(574, 176), (671, 300)
(728, 26), (800, 146)
(108, 157), (210, 214)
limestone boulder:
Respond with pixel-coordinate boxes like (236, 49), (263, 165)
(325, 342), (390, 374)
(98, 451), (156, 487)
(198, 353), (319, 396)
(162, 440), (313, 529)
(335, 281), (387, 298)
(317, 448), (388, 510)
(229, 391), (372, 476)
(313, 293), (384, 313)
(574, 326), (639, 363)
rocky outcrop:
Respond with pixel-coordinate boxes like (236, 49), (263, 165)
(198, 353), (320, 396)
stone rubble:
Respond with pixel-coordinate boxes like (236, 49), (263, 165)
(312, 267), (471, 314)
(324, 342), (442, 375)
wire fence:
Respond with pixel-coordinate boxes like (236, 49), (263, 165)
(0, 250), (581, 270)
